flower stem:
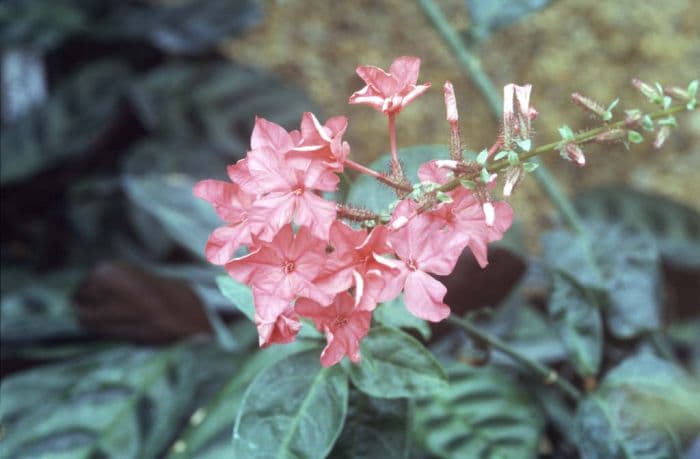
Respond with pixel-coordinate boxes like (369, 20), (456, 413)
(388, 113), (403, 178)
(344, 158), (412, 192)
(448, 315), (582, 401)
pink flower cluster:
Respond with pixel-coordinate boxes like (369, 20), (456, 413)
(194, 57), (513, 367)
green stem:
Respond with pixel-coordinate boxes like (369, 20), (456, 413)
(448, 315), (582, 401)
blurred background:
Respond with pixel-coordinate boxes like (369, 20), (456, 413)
(1, 0), (698, 457)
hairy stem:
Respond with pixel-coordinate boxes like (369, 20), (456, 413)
(388, 113), (403, 178)
(344, 158), (412, 192)
(448, 315), (582, 401)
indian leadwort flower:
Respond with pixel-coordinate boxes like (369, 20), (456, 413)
(348, 56), (431, 115)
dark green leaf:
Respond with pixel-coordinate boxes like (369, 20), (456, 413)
(574, 186), (700, 269)
(105, 0), (261, 54)
(1, 60), (132, 184)
(0, 0), (86, 50)
(542, 224), (662, 338)
(167, 341), (316, 459)
(575, 391), (681, 459)
(413, 362), (543, 459)
(348, 327), (447, 399)
(129, 62), (315, 152)
(373, 295), (431, 340)
(1, 268), (84, 348)
(1, 345), (201, 459)
(548, 272), (603, 377)
(330, 391), (410, 459)
(346, 145), (450, 213)
(232, 349), (348, 459)
(465, 0), (550, 40)
(216, 275), (255, 322)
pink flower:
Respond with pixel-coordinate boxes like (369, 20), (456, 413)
(296, 292), (372, 366)
(225, 224), (334, 305)
(252, 291), (301, 347)
(388, 200), (465, 322)
(349, 56), (431, 115)
(192, 179), (256, 265)
(245, 146), (338, 241)
(289, 112), (350, 172)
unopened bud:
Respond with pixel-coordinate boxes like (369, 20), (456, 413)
(653, 125), (671, 149)
(482, 202), (495, 227)
(443, 81), (459, 123)
(594, 129), (626, 144)
(632, 78), (662, 103)
(624, 109), (643, 127)
(562, 143), (585, 167)
(664, 86), (690, 103)
(571, 92), (606, 117)
(503, 166), (524, 197)
(435, 159), (458, 170)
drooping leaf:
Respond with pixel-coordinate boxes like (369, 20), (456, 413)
(166, 341), (316, 459)
(104, 0), (261, 55)
(575, 186), (700, 269)
(373, 295), (431, 340)
(548, 271), (603, 377)
(1, 60), (132, 184)
(0, 0), (86, 50)
(465, 0), (550, 40)
(346, 145), (450, 214)
(330, 390), (410, 459)
(1, 268), (85, 352)
(413, 361), (543, 459)
(575, 391), (681, 459)
(542, 224), (662, 338)
(347, 327), (447, 399)
(0, 345), (201, 459)
(129, 62), (315, 152)
(232, 349), (348, 459)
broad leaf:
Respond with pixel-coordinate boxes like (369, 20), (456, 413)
(129, 62), (315, 152)
(232, 349), (348, 459)
(542, 224), (662, 338)
(575, 186), (700, 269)
(106, 0), (261, 55)
(216, 275), (255, 322)
(465, 0), (550, 40)
(1, 345), (201, 459)
(347, 327), (447, 399)
(373, 295), (431, 340)
(413, 362), (543, 459)
(346, 145), (450, 213)
(166, 341), (316, 459)
(330, 391), (410, 459)
(575, 392), (681, 459)
(548, 271), (602, 377)
(1, 60), (132, 184)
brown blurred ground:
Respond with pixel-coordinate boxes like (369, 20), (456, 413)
(223, 0), (700, 242)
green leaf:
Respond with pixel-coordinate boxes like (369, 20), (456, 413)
(542, 225), (662, 338)
(413, 362), (544, 459)
(232, 349), (348, 459)
(216, 275), (255, 322)
(523, 161), (538, 172)
(1, 60), (132, 184)
(575, 391), (681, 459)
(331, 391), (410, 459)
(373, 295), (431, 340)
(627, 130), (644, 144)
(0, 0), (86, 50)
(167, 341), (316, 459)
(108, 0), (261, 54)
(548, 272), (603, 377)
(602, 352), (700, 430)
(130, 62), (315, 152)
(476, 149), (489, 165)
(558, 125), (575, 140)
(480, 167), (490, 184)
(493, 149), (509, 160)
(346, 145), (450, 213)
(507, 150), (520, 165)
(516, 138), (532, 152)
(0, 345), (201, 459)
(347, 327), (447, 399)
(574, 185), (700, 270)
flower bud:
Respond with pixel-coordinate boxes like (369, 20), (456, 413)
(653, 125), (671, 149)
(561, 143), (585, 167)
(443, 81), (459, 123)
(503, 166), (524, 197)
(664, 86), (690, 102)
(571, 92), (606, 118)
(632, 78), (662, 103)
(594, 129), (626, 144)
